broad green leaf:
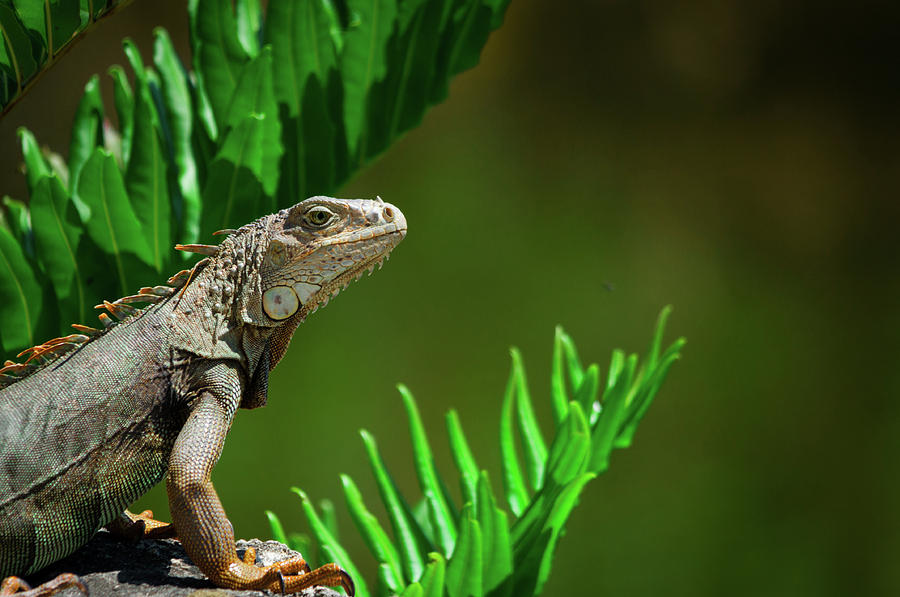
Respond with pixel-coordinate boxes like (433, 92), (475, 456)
(499, 353), (528, 517)
(29, 175), (89, 323)
(189, 0), (251, 130)
(341, 474), (405, 592)
(292, 487), (369, 597)
(152, 28), (201, 245)
(445, 505), (482, 597)
(509, 348), (546, 491)
(475, 472), (511, 595)
(123, 40), (171, 273)
(67, 74), (103, 212)
(445, 409), (479, 508)
(1, 196), (30, 248)
(222, 45), (281, 196)
(76, 149), (154, 295)
(0, 3), (40, 90)
(399, 383), (457, 555)
(360, 429), (431, 583)
(0, 226), (41, 351)
(199, 113), (267, 237)
(108, 65), (134, 166)
(17, 127), (49, 195)
(46, 0), (81, 53)
(341, 0), (396, 160)
(265, 0), (341, 200)
(234, 0), (260, 57)
(265, 509), (288, 545)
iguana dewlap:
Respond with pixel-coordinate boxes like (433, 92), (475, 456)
(0, 197), (406, 595)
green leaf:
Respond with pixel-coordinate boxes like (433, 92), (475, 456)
(67, 74), (103, 212)
(420, 553), (447, 597)
(550, 326), (570, 426)
(152, 27), (201, 246)
(17, 127), (49, 194)
(123, 39), (171, 273)
(399, 383), (458, 556)
(573, 363), (600, 421)
(588, 353), (635, 474)
(341, 0), (396, 161)
(499, 353), (528, 517)
(0, 3), (40, 90)
(445, 505), (483, 597)
(29, 175), (89, 324)
(265, 0), (341, 199)
(0, 226), (41, 351)
(222, 45), (281, 196)
(199, 113), (267, 237)
(509, 348), (547, 491)
(341, 474), (405, 592)
(475, 472), (511, 595)
(189, 0), (251, 130)
(1, 196), (30, 248)
(319, 498), (339, 541)
(360, 429), (431, 583)
(292, 487), (369, 597)
(544, 401), (590, 489)
(265, 509), (288, 545)
(108, 65), (134, 167)
(400, 582), (424, 597)
(445, 409), (479, 509)
(234, 0), (261, 57)
(76, 148), (154, 295)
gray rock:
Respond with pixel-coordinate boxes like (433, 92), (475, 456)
(25, 531), (343, 597)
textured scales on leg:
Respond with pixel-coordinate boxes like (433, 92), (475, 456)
(0, 197), (406, 595)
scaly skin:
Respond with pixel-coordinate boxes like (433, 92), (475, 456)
(0, 197), (407, 595)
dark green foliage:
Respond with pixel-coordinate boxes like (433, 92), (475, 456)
(268, 311), (686, 597)
(0, 0), (510, 356)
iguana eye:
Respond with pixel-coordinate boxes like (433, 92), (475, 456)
(303, 206), (335, 228)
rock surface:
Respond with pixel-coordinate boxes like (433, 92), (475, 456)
(25, 531), (343, 597)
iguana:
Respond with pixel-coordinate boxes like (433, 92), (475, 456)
(0, 196), (407, 596)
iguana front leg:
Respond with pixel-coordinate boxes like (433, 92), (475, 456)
(166, 391), (353, 594)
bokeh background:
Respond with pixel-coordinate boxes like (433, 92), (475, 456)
(2, 1), (899, 595)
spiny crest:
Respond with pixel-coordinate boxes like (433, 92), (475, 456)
(0, 256), (212, 389)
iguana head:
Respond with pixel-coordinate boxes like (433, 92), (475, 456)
(250, 196), (407, 324)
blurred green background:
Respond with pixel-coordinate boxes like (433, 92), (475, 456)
(2, 1), (899, 595)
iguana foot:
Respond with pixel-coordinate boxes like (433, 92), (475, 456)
(0, 574), (87, 596)
(219, 549), (354, 595)
(105, 509), (177, 541)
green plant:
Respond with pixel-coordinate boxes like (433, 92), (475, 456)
(267, 309), (686, 597)
(0, 0), (510, 356)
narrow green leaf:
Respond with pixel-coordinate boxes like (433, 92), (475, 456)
(152, 28), (201, 245)
(77, 149), (154, 294)
(123, 40), (170, 273)
(646, 305), (673, 373)
(0, 226), (41, 351)
(544, 401), (590, 488)
(265, 509), (288, 545)
(67, 74), (103, 213)
(509, 348), (546, 491)
(291, 487), (368, 597)
(574, 363), (600, 420)
(189, 0), (251, 130)
(29, 175), (89, 323)
(445, 505), (483, 597)
(445, 409), (479, 508)
(560, 330), (584, 390)
(341, 474), (405, 592)
(108, 65), (134, 167)
(319, 498), (339, 541)
(550, 326), (569, 426)
(360, 429), (431, 582)
(420, 552), (447, 597)
(499, 357), (528, 517)
(588, 354), (635, 474)
(476, 472), (511, 595)
(341, 0), (396, 160)
(399, 384), (457, 556)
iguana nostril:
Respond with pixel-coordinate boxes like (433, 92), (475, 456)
(383, 206), (395, 222)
